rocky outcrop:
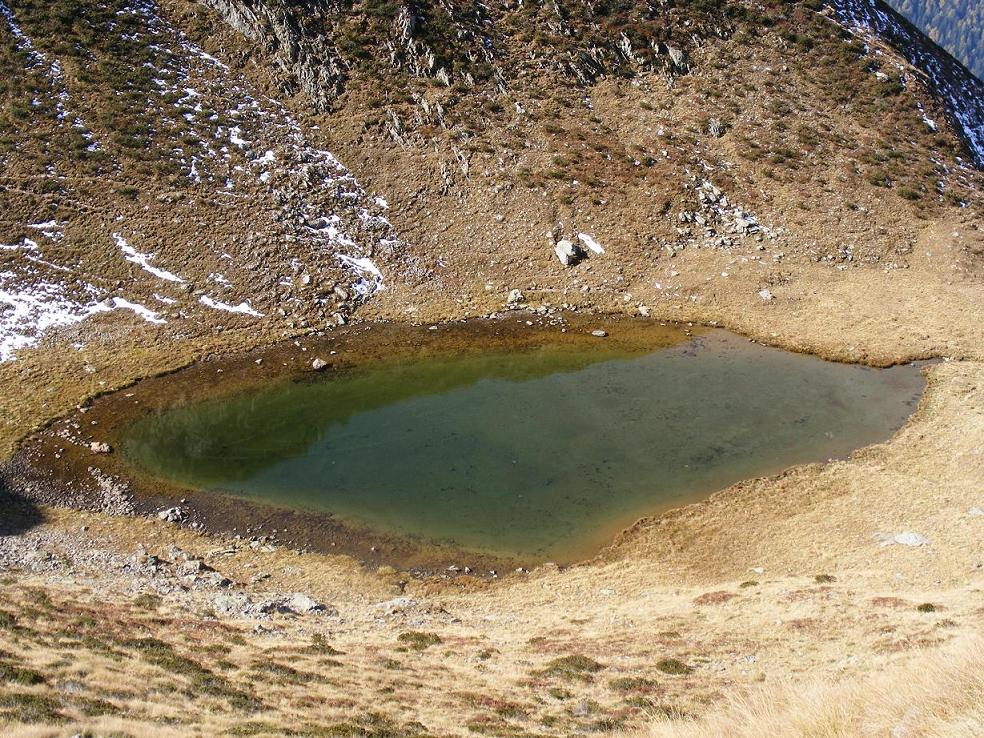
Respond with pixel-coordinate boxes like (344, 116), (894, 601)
(194, 0), (733, 110)
(197, 0), (347, 108)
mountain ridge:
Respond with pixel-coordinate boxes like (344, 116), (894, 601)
(886, 0), (983, 81)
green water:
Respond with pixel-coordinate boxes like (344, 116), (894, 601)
(121, 331), (925, 560)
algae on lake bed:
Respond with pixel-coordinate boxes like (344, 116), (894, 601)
(119, 330), (925, 561)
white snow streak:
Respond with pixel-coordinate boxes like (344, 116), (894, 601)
(93, 297), (166, 324)
(337, 254), (384, 296)
(114, 234), (185, 283)
(199, 295), (263, 317)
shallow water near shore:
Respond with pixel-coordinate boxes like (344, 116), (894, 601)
(119, 329), (925, 561)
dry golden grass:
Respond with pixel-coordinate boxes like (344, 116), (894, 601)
(643, 637), (984, 738)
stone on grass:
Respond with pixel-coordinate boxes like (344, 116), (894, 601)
(883, 532), (930, 547)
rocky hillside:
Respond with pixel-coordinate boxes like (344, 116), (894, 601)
(0, 0), (982, 380)
(0, 0), (409, 363)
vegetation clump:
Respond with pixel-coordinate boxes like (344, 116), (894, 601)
(397, 631), (443, 651)
(655, 658), (694, 676)
(121, 637), (261, 711)
(0, 660), (45, 686)
(0, 691), (65, 723)
(609, 676), (659, 693)
(539, 654), (605, 681)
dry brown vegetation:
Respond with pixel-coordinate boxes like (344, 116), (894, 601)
(644, 636), (984, 737)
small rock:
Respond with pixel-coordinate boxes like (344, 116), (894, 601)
(758, 288), (774, 302)
(969, 507), (984, 517)
(591, 330), (608, 338)
(506, 289), (524, 305)
(311, 358), (329, 371)
(212, 592), (252, 617)
(553, 239), (582, 267)
(199, 571), (233, 588)
(179, 559), (212, 575)
(279, 593), (331, 615)
(89, 441), (112, 454)
(157, 507), (187, 524)
(884, 532), (930, 547)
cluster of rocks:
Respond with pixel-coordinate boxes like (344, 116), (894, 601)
(212, 591), (334, 619)
(90, 468), (136, 517)
(675, 178), (779, 253)
(157, 506), (188, 523)
(547, 226), (606, 268)
(132, 542), (334, 618)
(133, 545), (234, 589)
(0, 518), (335, 625)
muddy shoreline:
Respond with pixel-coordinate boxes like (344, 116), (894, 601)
(2, 307), (937, 578)
(4, 312), (709, 574)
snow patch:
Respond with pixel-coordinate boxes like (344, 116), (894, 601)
(115, 234), (185, 283)
(0, 273), (97, 361)
(338, 254), (384, 297)
(93, 297), (166, 324)
(199, 295), (263, 317)
(229, 126), (249, 148)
